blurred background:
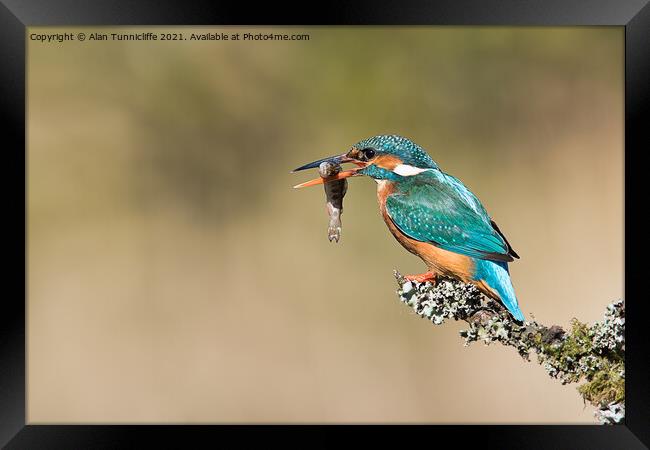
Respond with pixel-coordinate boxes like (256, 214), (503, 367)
(27, 26), (623, 423)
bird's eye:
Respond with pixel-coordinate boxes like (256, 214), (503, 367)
(360, 148), (376, 161)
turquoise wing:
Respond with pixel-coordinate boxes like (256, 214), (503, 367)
(385, 172), (515, 262)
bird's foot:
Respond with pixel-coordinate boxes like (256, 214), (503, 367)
(404, 271), (437, 284)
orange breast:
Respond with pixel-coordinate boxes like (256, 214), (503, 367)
(376, 181), (475, 282)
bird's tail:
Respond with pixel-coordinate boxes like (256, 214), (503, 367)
(474, 259), (525, 322)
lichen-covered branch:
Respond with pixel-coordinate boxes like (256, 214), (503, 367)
(394, 271), (625, 424)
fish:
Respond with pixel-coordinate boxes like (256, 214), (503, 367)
(319, 161), (348, 243)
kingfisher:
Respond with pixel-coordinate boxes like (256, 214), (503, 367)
(293, 135), (525, 322)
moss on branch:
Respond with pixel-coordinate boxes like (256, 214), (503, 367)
(394, 270), (625, 424)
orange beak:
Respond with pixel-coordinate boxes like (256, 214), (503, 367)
(292, 151), (366, 188)
(293, 168), (362, 189)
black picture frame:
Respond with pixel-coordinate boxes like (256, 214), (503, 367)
(1, 1), (648, 448)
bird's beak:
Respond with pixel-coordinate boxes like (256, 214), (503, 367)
(293, 168), (361, 189)
(292, 153), (349, 172)
(292, 152), (364, 189)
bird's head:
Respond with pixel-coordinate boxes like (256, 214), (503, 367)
(293, 135), (439, 188)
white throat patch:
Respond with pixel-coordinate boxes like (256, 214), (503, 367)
(392, 164), (431, 176)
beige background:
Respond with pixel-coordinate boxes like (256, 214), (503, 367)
(27, 26), (623, 423)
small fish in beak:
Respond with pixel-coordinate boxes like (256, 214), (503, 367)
(292, 150), (367, 242)
(318, 161), (348, 243)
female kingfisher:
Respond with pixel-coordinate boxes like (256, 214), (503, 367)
(293, 135), (525, 322)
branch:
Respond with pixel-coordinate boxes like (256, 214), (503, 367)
(393, 270), (625, 424)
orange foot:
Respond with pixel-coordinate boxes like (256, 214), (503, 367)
(404, 271), (437, 284)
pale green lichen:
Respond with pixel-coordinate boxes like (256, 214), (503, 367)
(394, 271), (625, 424)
